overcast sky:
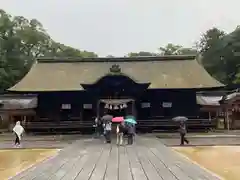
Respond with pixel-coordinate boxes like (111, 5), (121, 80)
(1, 0), (239, 56)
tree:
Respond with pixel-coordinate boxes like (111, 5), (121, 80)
(221, 27), (240, 84)
(159, 43), (182, 55)
(196, 27), (240, 84)
(0, 9), (98, 91)
(159, 43), (197, 55)
(196, 28), (227, 83)
(127, 51), (158, 57)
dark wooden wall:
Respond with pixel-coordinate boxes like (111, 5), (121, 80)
(36, 89), (200, 122)
(136, 89), (199, 120)
(37, 91), (97, 121)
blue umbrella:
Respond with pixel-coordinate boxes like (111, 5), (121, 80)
(124, 117), (137, 124)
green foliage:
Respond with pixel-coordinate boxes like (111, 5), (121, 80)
(196, 27), (240, 84)
(127, 51), (158, 57)
(0, 9), (97, 91)
(159, 43), (197, 55)
(128, 27), (240, 86)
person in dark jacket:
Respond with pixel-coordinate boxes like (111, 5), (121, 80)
(127, 123), (135, 145)
(94, 117), (101, 138)
(179, 121), (189, 145)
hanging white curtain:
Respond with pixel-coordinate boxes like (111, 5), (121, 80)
(104, 103), (109, 109)
(114, 105), (119, 110)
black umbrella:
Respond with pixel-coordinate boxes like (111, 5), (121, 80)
(102, 114), (113, 122)
(172, 116), (188, 122)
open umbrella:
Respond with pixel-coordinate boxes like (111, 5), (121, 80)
(124, 117), (137, 124)
(102, 114), (113, 122)
(172, 116), (188, 122)
(112, 116), (124, 123)
(125, 115), (135, 120)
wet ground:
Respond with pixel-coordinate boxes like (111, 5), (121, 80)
(0, 149), (58, 180)
(0, 134), (79, 179)
(0, 133), (238, 179)
(158, 135), (240, 180)
(11, 137), (220, 180)
(174, 146), (240, 180)
(159, 136), (240, 147)
(0, 134), (82, 149)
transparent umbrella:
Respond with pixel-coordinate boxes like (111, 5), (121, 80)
(102, 114), (113, 122)
(172, 116), (188, 122)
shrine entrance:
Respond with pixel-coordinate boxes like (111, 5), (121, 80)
(81, 64), (150, 120)
(97, 99), (135, 118)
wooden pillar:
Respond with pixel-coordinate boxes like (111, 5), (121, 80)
(132, 100), (136, 118)
(80, 108), (82, 121)
(226, 109), (230, 131)
(208, 112), (211, 120)
(97, 100), (100, 118)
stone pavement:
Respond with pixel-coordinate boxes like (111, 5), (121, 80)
(10, 137), (222, 180)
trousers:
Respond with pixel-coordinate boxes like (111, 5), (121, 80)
(128, 134), (133, 145)
(116, 132), (123, 145)
(15, 133), (20, 145)
(180, 133), (189, 145)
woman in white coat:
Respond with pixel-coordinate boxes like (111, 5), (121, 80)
(13, 121), (24, 147)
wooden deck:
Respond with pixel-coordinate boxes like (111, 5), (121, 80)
(11, 137), (221, 180)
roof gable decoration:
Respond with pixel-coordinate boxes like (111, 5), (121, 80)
(109, 64), (121, 74)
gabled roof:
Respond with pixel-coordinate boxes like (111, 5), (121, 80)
(8, 56), (224, 92)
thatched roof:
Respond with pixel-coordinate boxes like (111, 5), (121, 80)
(8, 56), (224, 92)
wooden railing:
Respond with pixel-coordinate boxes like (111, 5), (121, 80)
(23, 118), (217, 132)
(23, 121), (93, 130)
(136, 119), (216, 128)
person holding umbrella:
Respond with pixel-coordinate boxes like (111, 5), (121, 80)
(101, 114), (113, 141)
(179, 121), (189, 145)
(103, 120), (112, 143)
(173, 116), (189, 146)
(124, 115), (137, 145)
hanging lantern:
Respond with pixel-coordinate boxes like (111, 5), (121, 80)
(114, 105), (119, 110)
(122, 103), (127, 108)
(120, 104), (123, 109)
(104, 103), (109, 109)
(109, 105), (112, 109)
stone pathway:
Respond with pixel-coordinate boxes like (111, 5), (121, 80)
(10, 137), (222, 180)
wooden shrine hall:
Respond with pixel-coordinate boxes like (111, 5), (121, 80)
(0, 55), (224, 133)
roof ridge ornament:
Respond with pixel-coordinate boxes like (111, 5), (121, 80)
(110, 64), (121, 74)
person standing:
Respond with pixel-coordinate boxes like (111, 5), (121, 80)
(127, 123), (135, 145)
(13, 121), (24, 147)
(104, 121), (112, 143)
(94, 116), (102, 138)
(179, 121), (189, 145)
(116, 121), (125, 145)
